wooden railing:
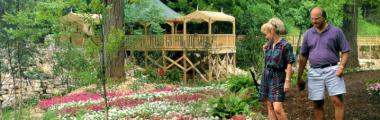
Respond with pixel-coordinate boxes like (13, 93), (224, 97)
(126, 34), (236, 51)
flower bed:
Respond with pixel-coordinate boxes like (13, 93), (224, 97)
(38, 84), (227, 119)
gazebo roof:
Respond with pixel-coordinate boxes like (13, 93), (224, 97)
(151, 0), (181, 19)
(176, 10), (235, 23)
(60, 12), (101, 36)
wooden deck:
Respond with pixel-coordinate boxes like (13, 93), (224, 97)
(126, 34), (236, 53)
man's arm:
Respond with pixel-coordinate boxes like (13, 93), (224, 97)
(297, 54), (308, 80)
(336, 52), (349, 77)
(297, 54), (308, 91)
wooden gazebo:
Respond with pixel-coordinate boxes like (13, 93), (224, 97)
(60, 12), (101, 45)
(127, 10), (236, 81)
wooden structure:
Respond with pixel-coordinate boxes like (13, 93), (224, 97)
(60, 12), (101, 45)
(127, 10), (236, 81)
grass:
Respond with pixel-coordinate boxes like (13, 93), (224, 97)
(0, 98), (40, 120)
(358, 18), (380, 35)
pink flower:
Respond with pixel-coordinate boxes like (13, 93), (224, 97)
(164, 94), (204, 103)
(38, 92), (102, 109)
(148, 87), (178, 93)
(38, 91), (132, 110)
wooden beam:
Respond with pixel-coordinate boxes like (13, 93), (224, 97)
(183, 50), (187, 81)
(144, 50), (148, 69)
(166, 56), (184, 69)
(146, 55), (164, 69)
(162, 51), (166, 71)
(184, 56), (208, 81)
(208, 53), (212, 81)
(232, 21), (236, 35)
(164, 56), (185, 70)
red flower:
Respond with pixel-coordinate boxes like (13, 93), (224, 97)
(231, 115), (246, 120)
(158, 68), (165, 77)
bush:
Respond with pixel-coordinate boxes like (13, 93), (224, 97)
(165, 69), (181, 82)
(226, 74), (257, 93)
(208, 94), (250, 119)
(366, 79), (380, 96)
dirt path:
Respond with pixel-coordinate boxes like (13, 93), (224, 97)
(264, 70), (380, 120)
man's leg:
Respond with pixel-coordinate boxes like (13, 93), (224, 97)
(330, 95), (344, 120)
(313, 100), (324, 120)
(324, 65), (346, 120)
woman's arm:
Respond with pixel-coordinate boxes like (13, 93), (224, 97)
(284, 63), (292, 92)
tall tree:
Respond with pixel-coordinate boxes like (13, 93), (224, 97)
(103, 0), (126, 80)
(343, 1), (360, 68)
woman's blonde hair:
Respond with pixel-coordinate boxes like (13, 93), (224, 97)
(260, 17), (286, 35)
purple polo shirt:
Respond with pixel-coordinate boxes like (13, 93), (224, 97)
(300, 24), (351, 66)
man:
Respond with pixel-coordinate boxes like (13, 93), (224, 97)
(297, 7), (350, 120)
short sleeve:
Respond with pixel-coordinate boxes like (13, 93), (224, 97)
(337, 30), (351, 53)
(300, 32), (309, 55)
(284, 43), (296, 64)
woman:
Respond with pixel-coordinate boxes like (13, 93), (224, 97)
(259, 17), (295, 120)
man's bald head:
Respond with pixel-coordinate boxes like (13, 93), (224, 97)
(310, 7), (327, 30)
(310, 7), (327, 19)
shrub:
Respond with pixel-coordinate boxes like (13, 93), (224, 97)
(226, 74), (256, 93)
(366, 79), (380, 96)
(165, 69), (181, 83)
(208, 94), (250, 119)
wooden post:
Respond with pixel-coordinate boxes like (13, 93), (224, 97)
(232, 21), (236, 35)
(184, 20), (187, 47)
(233, 53), (236, 74)
(208, 20), (212, 35)
(144, 50), (148, 70)
(171, 25), (175, 34)
(144, 24), (148, 35)
(183, 50), (187, 82)
(208, 52), (212, 81)
(162, 50), (166, 71)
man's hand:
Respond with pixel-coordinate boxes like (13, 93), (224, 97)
(297, 78), (306, 91)
(336, 66), (344, 77)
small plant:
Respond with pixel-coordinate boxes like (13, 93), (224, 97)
(43, 110), (58, 120)
(366, 79), (380, 96)
(165, 69), (181, 83)
(226, 74), (255, 93)
(208, 94), (250, 119)
(155, 84), (166, 89)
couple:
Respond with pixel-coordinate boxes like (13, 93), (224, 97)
(258, 7), (350, 120)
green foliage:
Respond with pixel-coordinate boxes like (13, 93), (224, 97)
(165, 69), (182, 83)
(106, 28), (126, 55)
(71, 71), (98, 87)
(236, 37), (265, 70)
(24, 67), (50, 80)
(43, 110), (58, 120)
(226, 74), (255, 93)
(208, 93), (250, 119)
(358, 18), (380, 35)
(206, 74), (261, 119)
(53, 41), (98, 89)
(124, 0), (165, 35)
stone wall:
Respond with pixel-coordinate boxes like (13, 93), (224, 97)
(0, 78), (65, 108)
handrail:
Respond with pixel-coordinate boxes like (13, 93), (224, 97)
(126, 34), (236, 51)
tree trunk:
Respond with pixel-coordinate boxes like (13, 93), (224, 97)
(104, 0), (125, 81)
(342, 3), (360, 68)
